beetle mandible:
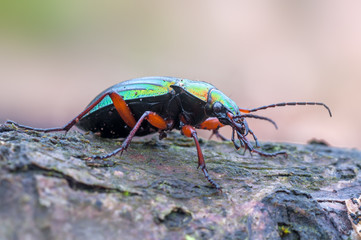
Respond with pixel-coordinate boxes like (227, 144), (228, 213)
(6, 76), (332, 190)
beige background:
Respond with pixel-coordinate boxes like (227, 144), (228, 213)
(0, 1), (359, 149)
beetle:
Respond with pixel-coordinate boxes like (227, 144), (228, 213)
(6, 76), (332, 190)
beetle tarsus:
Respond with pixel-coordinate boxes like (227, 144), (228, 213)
(91, 148), (125, 160)
(200, 165), (221, 191)
(231, 130), (241, 150)
(251, 149), (287, 157)
(182, 125), (221, 191)
(248, 129), (260, 147)
(236, 130), (287, 157)
(5, 120), (65, 133)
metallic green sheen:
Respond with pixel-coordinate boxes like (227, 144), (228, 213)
(89, 77), (177, 114)
(172, 79), (215, 102)
(88, 76), (239, 117)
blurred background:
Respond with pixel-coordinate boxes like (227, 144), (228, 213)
(0, 1), (359, 149)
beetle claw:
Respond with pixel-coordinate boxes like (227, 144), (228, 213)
(200, 165), (222, 191)
(159, 131), (167, 140)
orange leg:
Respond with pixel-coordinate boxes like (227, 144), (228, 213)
(92, 111), (167, 159)
(109, 92), (136, 128)
(7, 91), (137, 133)
(182, 125), (221, 190)
(145, 112), (167, 130)
(198, 117), (224, 130)
(198, 117), (228, 141)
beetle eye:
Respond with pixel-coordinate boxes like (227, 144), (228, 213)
(213, 102), (223, 113)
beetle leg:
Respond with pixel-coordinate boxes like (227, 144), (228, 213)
(209, 129), (229, 141)
(248, 129), (260, 148)
(108, 92), (136, 128)
(6, 91), (137, 133)
(236, 131), (287, 157)
(144, 112), (167, 130)
(198, 117), (224, 130)
(181, 125), (221, 190)
(236, 132), (254, 156)
(252, 147), (287, 157)
(231, 129), (241, 150)
(198, 117), (228, 141)
(92, 111), (166, 159)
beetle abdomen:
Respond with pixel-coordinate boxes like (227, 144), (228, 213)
(77, 94), (175, 138)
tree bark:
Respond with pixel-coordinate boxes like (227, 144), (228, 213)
(0, 124), (360, 240)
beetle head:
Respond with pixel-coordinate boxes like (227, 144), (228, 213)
(207, 89), (278, 151)
(207, 88), (249, 135)
(210, 101), (249, 135)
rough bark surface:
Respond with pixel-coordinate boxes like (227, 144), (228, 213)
(0, 123), (360, 240)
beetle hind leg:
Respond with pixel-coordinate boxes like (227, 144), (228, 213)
(6, 120), (67, 133)
(6, 91), (137, 134)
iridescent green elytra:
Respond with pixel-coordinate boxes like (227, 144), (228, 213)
(87, 76), (240, 118)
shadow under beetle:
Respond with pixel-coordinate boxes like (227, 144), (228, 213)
(7, 76), (332, 190)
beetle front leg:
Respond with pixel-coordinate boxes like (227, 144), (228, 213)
(231, 129), (242, 150)
(182, 125), (221, 190)
(198, 117), (228, 141)
(209, 129), (229, 141)
(236, 131), (287, 157)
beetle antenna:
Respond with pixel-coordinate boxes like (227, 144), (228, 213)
(240, 102), (332, 117)
(233, 114), (278, 129)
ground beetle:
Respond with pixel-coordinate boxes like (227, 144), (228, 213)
(6, 76), (332, 190)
